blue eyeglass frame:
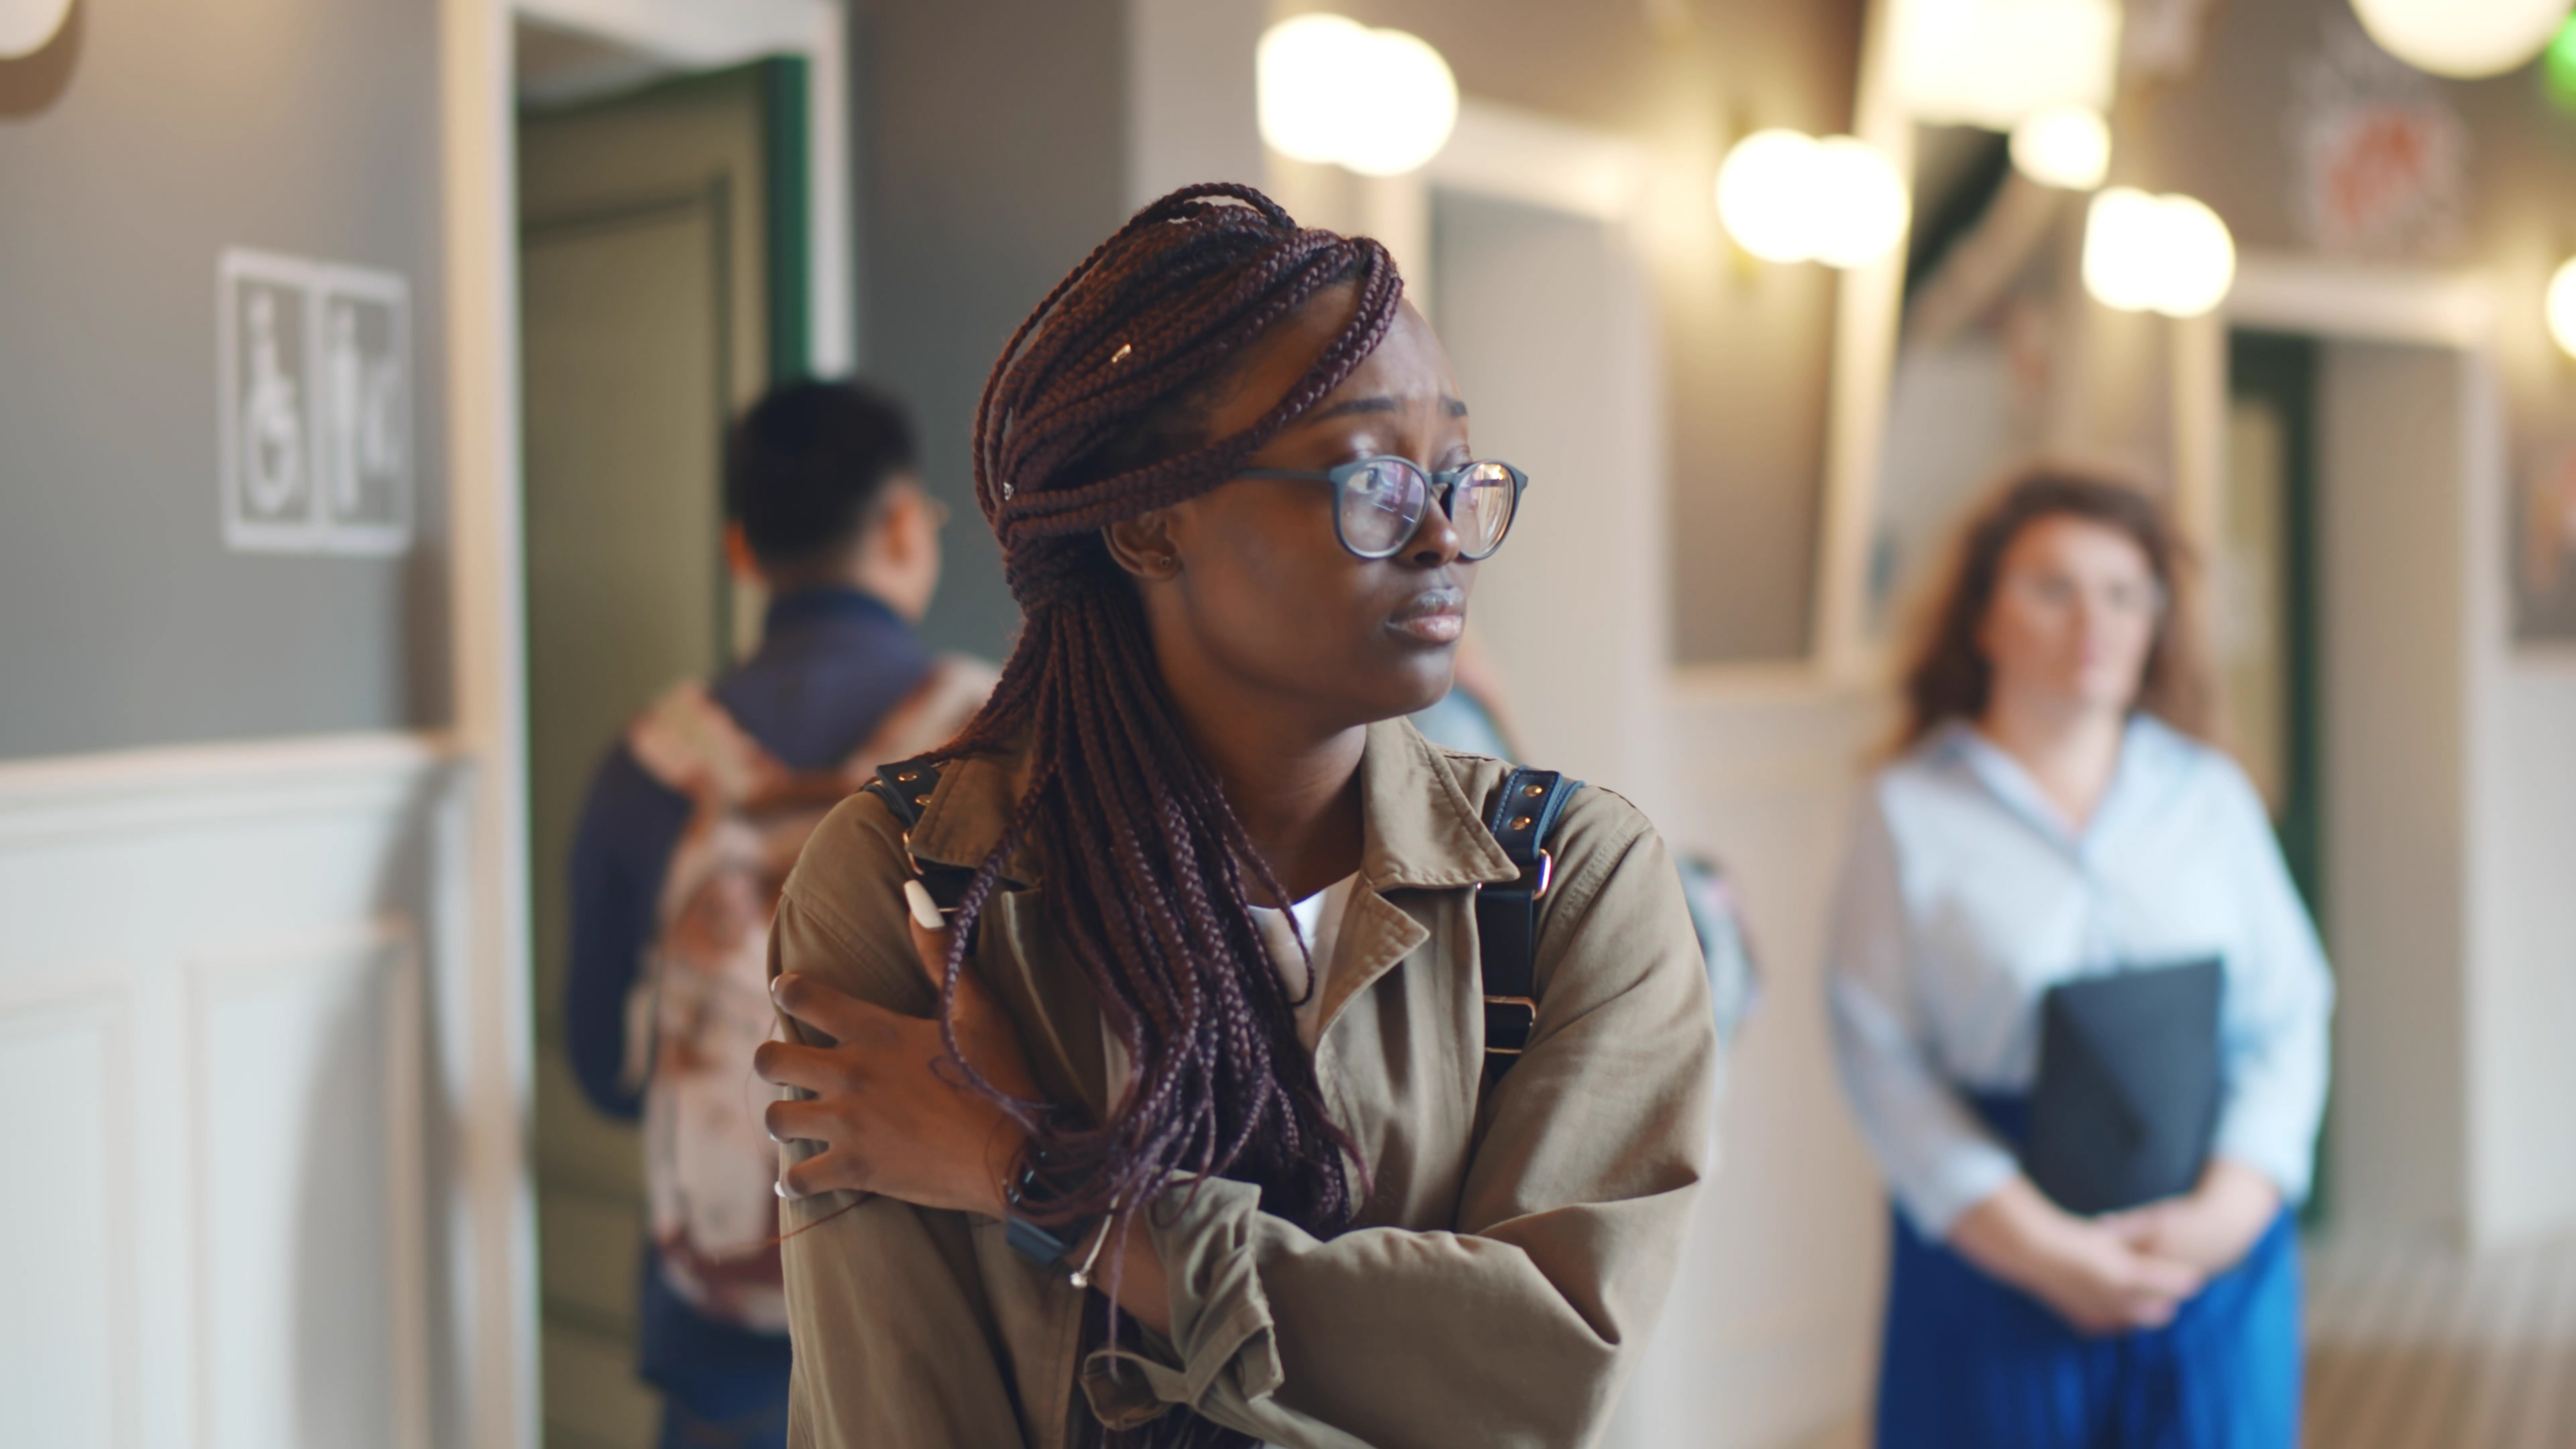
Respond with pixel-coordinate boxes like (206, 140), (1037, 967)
(1236, 457), (1529, 561)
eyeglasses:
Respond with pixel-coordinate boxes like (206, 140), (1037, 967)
(2000, 572), (2168, 619)
(1236, 457), (1528, 561)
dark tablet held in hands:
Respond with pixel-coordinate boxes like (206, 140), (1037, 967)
(2023, 957), (2224, 1216)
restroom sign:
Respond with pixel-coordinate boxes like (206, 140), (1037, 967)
(219, 248), (413, 555)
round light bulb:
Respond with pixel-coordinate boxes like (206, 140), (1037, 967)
(1258, 15), (1458, 177)
(2547, 257), (2576, 361)
(2349, 0), (2572, 79)
(0, 0), (74, 58)
(1811, 138), (1912, 268)
(2082, 187), (2235, 317)
(2153, 193), (2236, 317)
(2083, 187), (2169, 313)
(1258, 15), (1374, 167)
(2010, 105), (2113, 191)
(1716, 129), (1826, 263)
(1338, 28), (1458, 176)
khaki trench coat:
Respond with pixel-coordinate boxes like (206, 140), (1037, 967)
(769, 718), (1717, 1448)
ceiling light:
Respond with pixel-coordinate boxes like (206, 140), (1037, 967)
(2010, 105), (2112, 190)
(1716, 129), (1825, 264)
(2082, 187), (2236, 317)
(0, 0), (74, 58)
(1716, 130), (1909, 268)
(2349, 0), (2573, 79)
(1811, 138), (1914, 266)
(1892, 0), (2124, 129)
(1257, 14), (1458, 178)
(2546, 257), (2576, 360)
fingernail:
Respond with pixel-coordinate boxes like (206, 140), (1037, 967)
(774, 1180), (794, 1199)
(903, 878), (944, 932)
(769, 973), (792, 998)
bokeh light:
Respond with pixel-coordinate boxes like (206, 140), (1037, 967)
(1716, 131), (1911, 268)
(1256, 14), (1458, 178)
(1892, 0), (2123, 129)
(2350, 0), (2572, 80)
(2082, 187), (2236, 317)
(0, 0), (74, 58)
(2010, 105), (2113, 191)
(2544, 13), (2576, 109)
(2546, 257), (2576, 360)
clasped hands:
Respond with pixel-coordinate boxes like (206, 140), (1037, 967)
(752, 883), (1042, 1221)
(1948, 1159), (2281, 1336)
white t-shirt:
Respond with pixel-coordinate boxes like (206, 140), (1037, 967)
(1099, 875), (1360, 1106)
(1250, 874), (1358, 1051)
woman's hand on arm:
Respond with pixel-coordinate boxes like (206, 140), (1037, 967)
(2098, 1157), (2281, 1279)
(1947, 1175), (2205, 1336)
(753, 894), (1038, 1220)
(755, 887), (1181, 1334)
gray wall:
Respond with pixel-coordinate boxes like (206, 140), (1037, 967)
(847, 0), (1132, 661)
(0, 0), (448, 760)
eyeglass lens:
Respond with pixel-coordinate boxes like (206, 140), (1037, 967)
(1337, 458), (1518, 559)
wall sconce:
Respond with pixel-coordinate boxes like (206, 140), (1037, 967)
(2547, 257), (2576, 360)
(1715, 129), (1911, 268)
(2349, 0), (2572, 80)
(2009, 105), (2112, 191)
(2082, 187), (2236, 317)
(1257, 13), (1458, 177)
(0, 0), (74, 58)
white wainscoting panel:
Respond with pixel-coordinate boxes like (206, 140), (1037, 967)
(0, 735), (474, 1449)
(0, 977), (132, 1448)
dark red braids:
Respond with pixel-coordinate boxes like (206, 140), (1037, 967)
(920, 183), (1402, 1441)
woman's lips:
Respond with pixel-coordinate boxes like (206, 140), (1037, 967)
(1389, 590), (1466, 645)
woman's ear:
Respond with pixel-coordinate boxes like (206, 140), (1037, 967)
(1103, 509), (1182, 581)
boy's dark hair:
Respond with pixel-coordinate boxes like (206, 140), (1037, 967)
(723, 380), (918, 568)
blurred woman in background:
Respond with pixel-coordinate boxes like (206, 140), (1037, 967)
(1827, 470), (2333, 1446)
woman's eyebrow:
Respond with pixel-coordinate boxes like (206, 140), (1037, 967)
(1298, 394), (1470, 426)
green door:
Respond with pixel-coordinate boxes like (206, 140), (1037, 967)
(2224, 328), (2326, 1228)
(518, 58), (808, 1449)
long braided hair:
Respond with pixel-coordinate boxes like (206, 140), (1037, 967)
(923, 183), (1404, 1439)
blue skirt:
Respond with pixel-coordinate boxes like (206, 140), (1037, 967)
(1875, 1099), (2304, 1449)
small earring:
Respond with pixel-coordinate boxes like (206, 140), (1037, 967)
(1159, 554), (1177, 571)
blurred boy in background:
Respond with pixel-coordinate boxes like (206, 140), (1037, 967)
(562, 380), (992, 1449)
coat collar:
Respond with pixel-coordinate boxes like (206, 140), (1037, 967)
(900, 717), (1520, 893)
(1356, 717), (1521, 891)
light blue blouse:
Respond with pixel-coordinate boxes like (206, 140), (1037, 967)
(1826, 715), (2334, 1238)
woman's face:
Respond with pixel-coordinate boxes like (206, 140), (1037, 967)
(1117, 292), (1479, 733)
(1975, 513), (2163, 722)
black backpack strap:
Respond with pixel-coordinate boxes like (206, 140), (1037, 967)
(861, 755), (979, 912)
(1477, 766), (1582, 1077)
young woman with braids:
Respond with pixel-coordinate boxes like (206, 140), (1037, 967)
(747, 183), (1716, 1448)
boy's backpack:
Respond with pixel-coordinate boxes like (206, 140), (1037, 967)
(620, 655), (994, 1330)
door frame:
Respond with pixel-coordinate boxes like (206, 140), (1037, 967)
(437, 3), (852, 1444)
(2171, 253), (2512, 1249)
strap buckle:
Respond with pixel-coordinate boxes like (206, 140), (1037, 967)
(1483, 994), (1537, 1055)
(1472, 847), (1555, 903)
